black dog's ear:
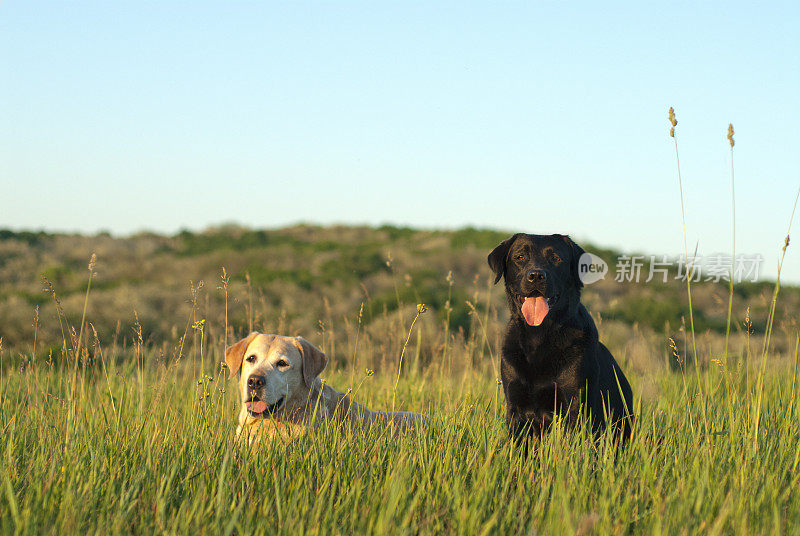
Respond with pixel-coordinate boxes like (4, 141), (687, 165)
(561, 235), (586, 289)
(488, 233), (522, 284)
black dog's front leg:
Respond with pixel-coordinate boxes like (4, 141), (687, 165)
(506, 406), (532, 440)
(506, 406), (555, 460)
(505, 394), (552, 441)
(503, 371), (531, 439)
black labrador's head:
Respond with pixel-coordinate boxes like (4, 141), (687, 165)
(488, 233), (585, 327)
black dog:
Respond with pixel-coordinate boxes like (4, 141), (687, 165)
(488, 233), (633, 441)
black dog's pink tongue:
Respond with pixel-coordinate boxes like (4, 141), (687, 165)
(521, 296), (549, 326)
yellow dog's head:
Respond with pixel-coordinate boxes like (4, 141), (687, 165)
(224, 333), (327, 418)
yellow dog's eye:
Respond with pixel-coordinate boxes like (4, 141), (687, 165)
(245, 355), (256, 363)
(276, 359), (290, 369)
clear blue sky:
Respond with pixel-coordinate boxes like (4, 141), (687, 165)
(1, 2), (799, 281)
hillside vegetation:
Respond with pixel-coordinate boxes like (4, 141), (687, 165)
(0, 225), (798, 373)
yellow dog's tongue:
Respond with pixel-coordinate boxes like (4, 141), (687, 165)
(521, 296), (549, 326)
(246, 401), (267, 413)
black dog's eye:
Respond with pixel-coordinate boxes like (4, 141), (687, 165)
(549, 252), (562, 264)
(245, 355), (257, 363)
(275, 359), (290, 369)
(515, 253), (527, 262)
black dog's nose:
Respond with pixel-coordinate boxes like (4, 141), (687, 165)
(527, 270), (547, 283)
(247, 375), (265, 389)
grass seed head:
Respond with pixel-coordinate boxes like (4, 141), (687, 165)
(727, 123), (735, 147)
(668, 107), (678, 138)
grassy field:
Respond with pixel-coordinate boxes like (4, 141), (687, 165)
(2, 339), (799, 534)
(2, 221), (800, 534)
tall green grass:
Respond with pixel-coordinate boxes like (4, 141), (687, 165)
(2, 347), (799, 534)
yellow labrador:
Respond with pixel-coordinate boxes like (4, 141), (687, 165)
(225, 332), (424, 443)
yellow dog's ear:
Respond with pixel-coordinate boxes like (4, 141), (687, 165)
(292, 337), (328, 387)
(225, 332), (259, 379)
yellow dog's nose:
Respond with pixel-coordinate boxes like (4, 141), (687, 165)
(247, 375), (265, 389)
